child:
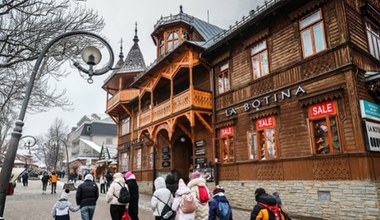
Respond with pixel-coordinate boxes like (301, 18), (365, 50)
(51, 189), (79, 220)
(171, 178), (197, 220)
(209, 185), (232, 220)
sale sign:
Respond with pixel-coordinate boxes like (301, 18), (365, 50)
(220, 126), (234, 138)
(256, 116), (275, 130)
(309, 101), (336, 119)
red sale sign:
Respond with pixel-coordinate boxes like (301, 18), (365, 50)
(309, 101), (336, 119)
(256, 116), (275, 130)
(220, 126), (234, 138)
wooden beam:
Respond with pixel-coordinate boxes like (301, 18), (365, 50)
(121, 104), (131, 115)
(177, 123), (192, 139)
(195, 112), (212, 133)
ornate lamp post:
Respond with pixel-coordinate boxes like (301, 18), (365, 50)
(49, 138), (73, 190)
(20, 135), (37, 170)
(0, 31), (115, 219)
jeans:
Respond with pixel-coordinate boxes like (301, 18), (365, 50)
(80, 205), (96, 220)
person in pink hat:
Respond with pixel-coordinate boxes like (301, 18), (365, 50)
(187, 171), (210, 220)
(124, 171), (139, 220)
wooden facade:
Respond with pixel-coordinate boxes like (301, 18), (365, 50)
(103, 0), (380, 218)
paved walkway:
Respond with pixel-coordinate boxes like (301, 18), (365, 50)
(2, 179), (296, 220)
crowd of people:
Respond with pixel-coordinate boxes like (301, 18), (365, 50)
(43, 169), (292, 220)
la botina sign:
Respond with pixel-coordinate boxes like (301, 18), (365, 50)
(225, 85), (306, 117)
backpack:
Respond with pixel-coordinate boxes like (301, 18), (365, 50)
(180, 193), (196, 213)
(153, 195), (174, 219)
(217, 201), (232, 220)
(198, 185), (209, 203)
(259, 202), (282, 220)
(114, 182), (131, 203)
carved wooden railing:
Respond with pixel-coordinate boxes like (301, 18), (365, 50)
(107, 89), (139, 110)
(139, 89), (212, 127)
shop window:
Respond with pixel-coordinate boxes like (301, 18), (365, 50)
(121, 117), (130, 135)
(134, 148), (142, 170)
(255, 116), (278, 160)
(299, 9), (327, 58)
(251, 39), (269, 79)
(216, 62), (230, 95)
(217, 126), (235, 163)
(366, 21), (380, 60)
(247, 131), (258, 160)
(121, 152), (129, 171)
(309, 101), (342, 154)
(168, 31), (179, 51)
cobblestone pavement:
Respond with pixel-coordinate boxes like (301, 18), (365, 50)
(3, 179), (299, 220)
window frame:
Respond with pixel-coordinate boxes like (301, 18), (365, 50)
(251, 39), (269, 79)
(217, 126), (235, 163)
(167, 30), (179, 52)
(299, 8), (327, 58)
(255, 116), (279, 160)
(365, 20), (380, 60)
(216, 61), (231, 95)
(121, 117), (131, 136)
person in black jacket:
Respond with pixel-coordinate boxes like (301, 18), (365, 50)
(124, 171), (139, 220)
(76, 174), (99, 220)
(165, 171), (178, 197)
(250, 187), (286, 220)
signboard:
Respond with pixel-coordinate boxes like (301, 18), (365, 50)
(363, 120), (380, 152)
(195, 148), (206, 156)
(220, 126), (234, 138)
(256, 116), (275, 130)
(162, 154), (170, 160)
(195, 140), (206, 147)
(360, 100), (380, 122)
(309, 101), (336, 119)
(195, 157), (206, 164)
(162, 147), (170, 154)
(162, 161), (170, 167)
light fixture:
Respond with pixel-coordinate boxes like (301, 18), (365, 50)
(180, 137), (186, 143)
(81, 46), (102, 65)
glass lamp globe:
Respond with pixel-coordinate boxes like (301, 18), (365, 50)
(81, 46), (102, 65)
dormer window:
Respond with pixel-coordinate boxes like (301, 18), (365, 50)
(168, 31), (179, 52)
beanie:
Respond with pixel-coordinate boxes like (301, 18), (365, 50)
(255, 187), (266, 201)
(124, 171), (132, 179)
(213, 185), (225, 194)
(190, 171), (201, 180)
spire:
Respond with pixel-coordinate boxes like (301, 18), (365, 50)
(116, 38), (125, 67)
(180, 5), (183, 13)
(133, 22), (139, 43)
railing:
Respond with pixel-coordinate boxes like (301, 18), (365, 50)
(139, 89), (212, 127)
(107, 89), (139, 110)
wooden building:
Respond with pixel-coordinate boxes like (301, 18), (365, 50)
(103, 1), (380, 218)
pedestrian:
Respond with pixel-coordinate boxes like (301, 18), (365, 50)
(151, 176), (173, 220)
(208, 185), (232, 220)
(172, 178), (197, 220)
(76, 174), (99, 220)
(250, 187), (286, 220)
(165, 171), (178, 197)
(106, 172), (129, 220)
(125, 171), (139, 220)
(105, 171), (113, 191)
(99, 172), (106, 194)
(50, 171), (59, 194)
(51, 189), (79, 220)
(21, 171), (29, 187)
(187, 171), (210, 220)
(41, 171), (50, 194)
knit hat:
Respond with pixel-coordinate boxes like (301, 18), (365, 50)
(213, 185), (225, 194)
(178, 178), (186, 189)
(190, 171), (201, 180)
(84, 174), (93, 181)
(124, 171), (133, 179)
(255, 187), (266, 201)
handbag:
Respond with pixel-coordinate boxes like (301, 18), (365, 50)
(122, 209), (130, 220)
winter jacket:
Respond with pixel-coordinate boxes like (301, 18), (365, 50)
(76, 179), (99, 208)
(187, 177), (210, 220)
(106, 174), (129, 205)
(208, 193), (232, 220)
(172, 183), (197, 220)
(51, 192), (79, 220)
(126, 174), (139, 220)
(250, 193), (285, 220)
(151, 176), (173, 217)
(166, 173), (178, 197)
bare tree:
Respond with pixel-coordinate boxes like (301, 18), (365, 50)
(0, 0), (105, 157)
(45, 118), (68, 171)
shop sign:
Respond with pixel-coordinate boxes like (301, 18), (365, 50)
(162, 161), (170, 167)
(162, 154), (170, 160)
(220, 126), (234, 138)
(162, 147), (170, 154)
(360, 100), (380, 122)
(195, 148), (206, 156)
(256, 116), (275, 130)
(195, 140), (206, 147)
(364, 120), (380, 152)
(225, 85), (306, 117)
(195, 157), (206, 164)
(309, 101), (335, 119)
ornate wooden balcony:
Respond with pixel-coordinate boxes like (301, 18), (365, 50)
(140, 89), (212, 127)
(106, 89), (139, 115)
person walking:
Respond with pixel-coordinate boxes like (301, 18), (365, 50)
(125, 171), (139, 220)
(151, 176), (173, 220)
(187, 171), (210, 220)
(106, 172), (129, 220)
(51, 189), (79, 220)
(99, 173), (106, 194)
(105, 171), (113, 191)
(172, 178), (197, 220)
(41, 171), (50, 194)
(50, 171), (59, 194)
(76, 174), (99, 220)
(250, 188), (286, 220)
(208, 185), (232, 220)
(21, 171), (29, 187)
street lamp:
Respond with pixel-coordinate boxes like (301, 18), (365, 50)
(49, 138), (72, 190)
(20, 135), (37, 170)
(0, 31), (115, 219)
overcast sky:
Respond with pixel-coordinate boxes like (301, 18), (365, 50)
(23, 0), (263, 137)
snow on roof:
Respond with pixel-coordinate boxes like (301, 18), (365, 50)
(79, 138), (102, 153)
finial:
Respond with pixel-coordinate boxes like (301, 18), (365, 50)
(119, 38), (124, 58)
(133, 22), (139, 43)
(180, 5), (183, 13)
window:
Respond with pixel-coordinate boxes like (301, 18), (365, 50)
(247, 131), (258, 160)
(251, 40), (269, 79)
(299, 9), (326, 57)
(105, 138), (112, 145)
(218, 126), (235, 163)
(159, 37), (165, 56)
(121, 152), (129, 172)
(366, 21), (380, 60)
(134, 148), (142, 170)
(167, 31), (179, 51)
(309, 101), (342, 154)
(121, 117), (130, 135)
(255, 116), (278, 160)
(216, 62), (230, 94)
